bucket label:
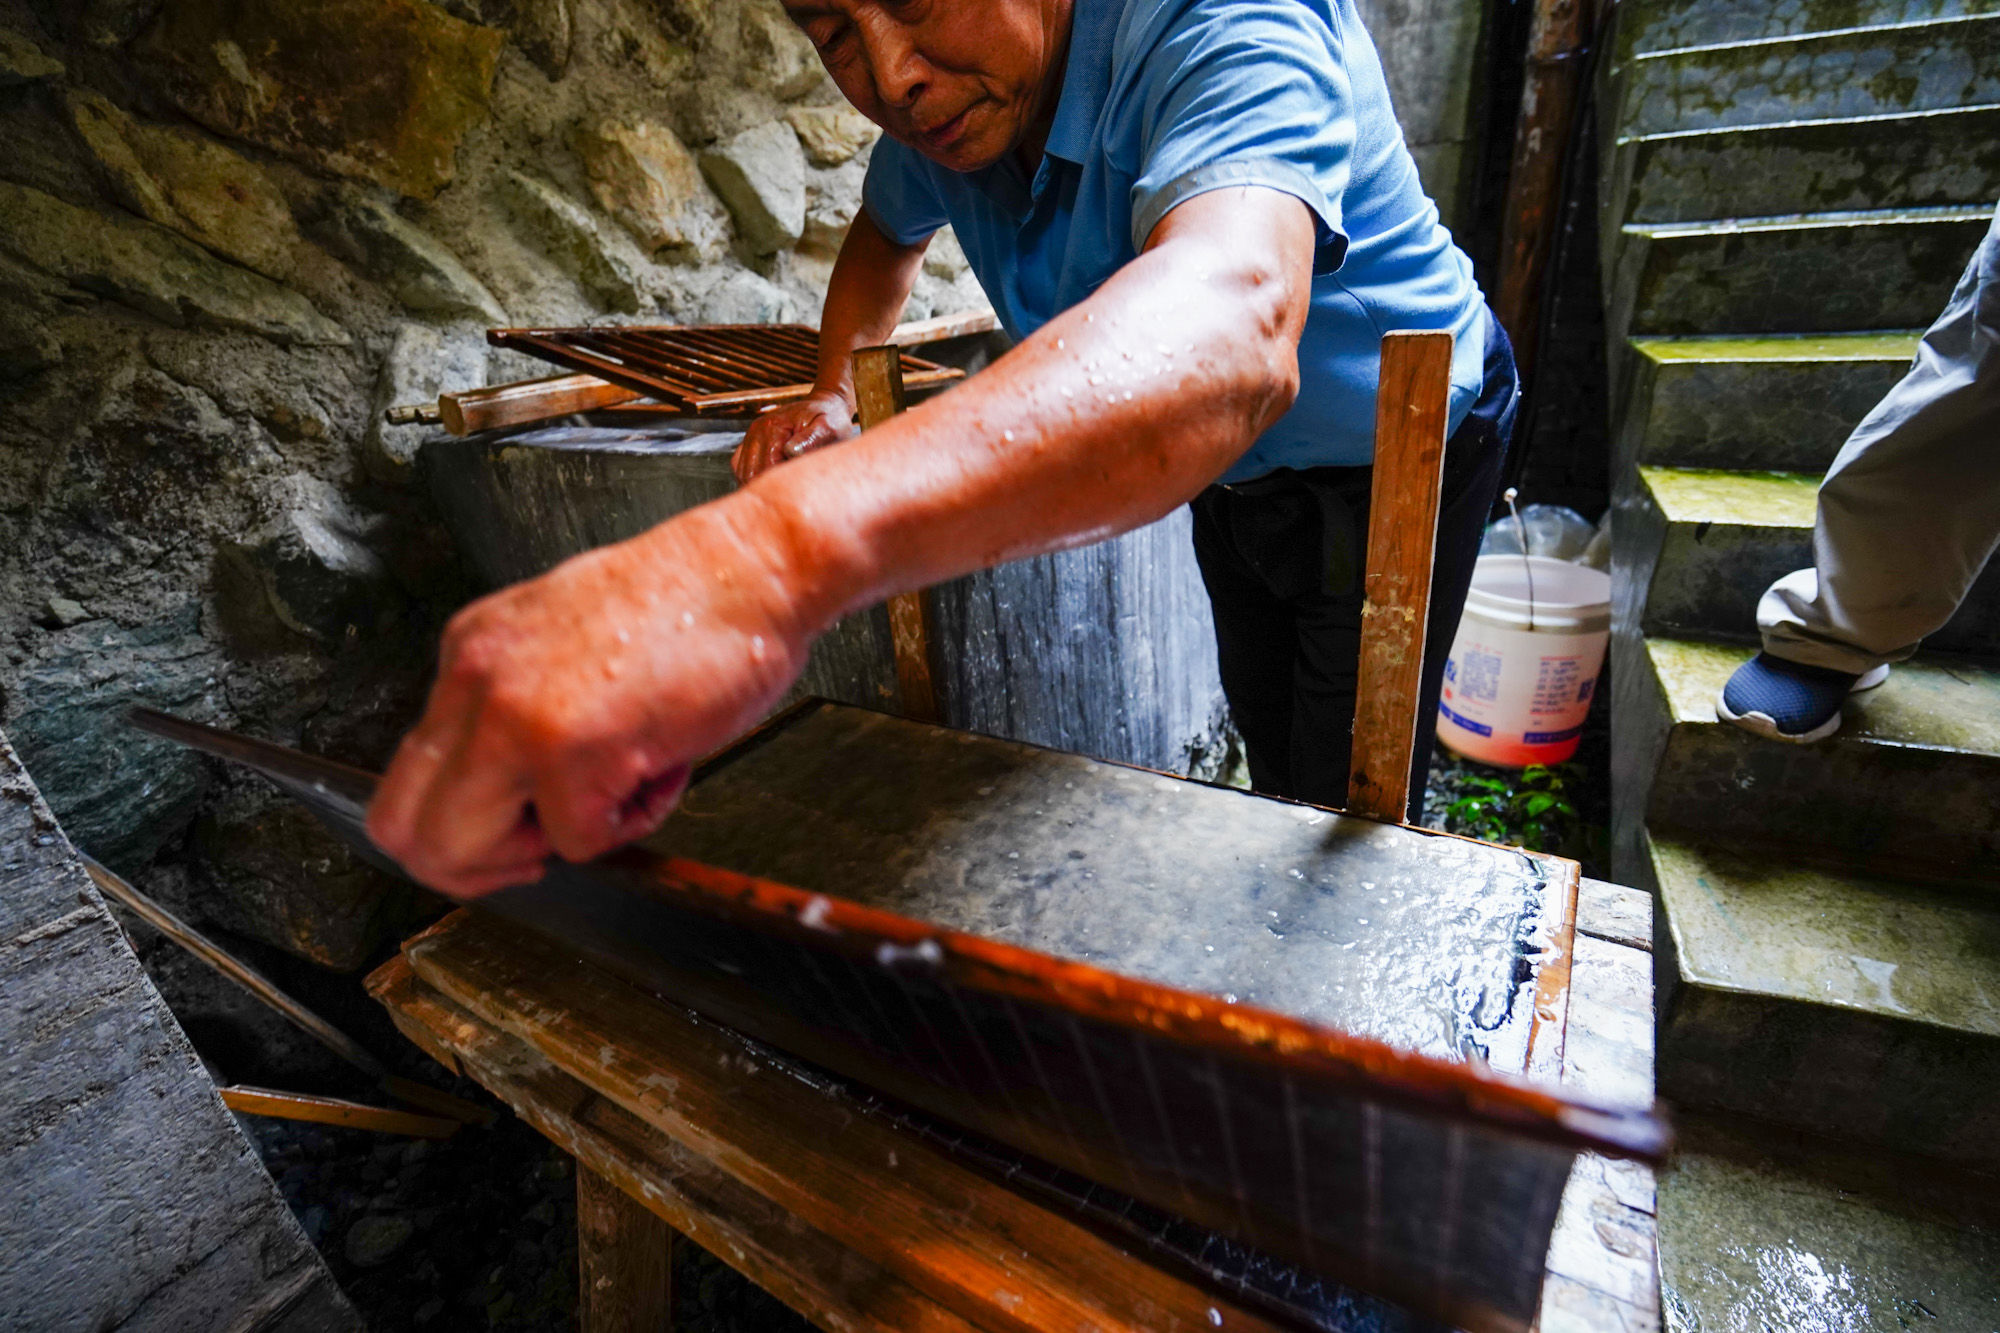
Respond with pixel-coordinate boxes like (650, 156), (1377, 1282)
(1531, 657), (1584, 716)
(1456, 646), (1503, 704)
(1523, 725), (1583, 745)
(1441, 704), (1493, 737)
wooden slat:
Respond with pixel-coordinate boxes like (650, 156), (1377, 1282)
(687, 367), (961, 415)
(578, 1166), (676, 1332)
(218, 1086), (461, 1139)
(368, 955), (984, 1333)
(853, 344), (942, 724)
(439, 374), (643, 435)
(390, 913), (1289, 1333)
(889, 307), (1001, 346)
(1347, 330), (1454, 823)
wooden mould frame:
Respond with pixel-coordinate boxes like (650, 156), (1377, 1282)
(487, 323), (963, 415)
(130, 705), (1668, 1333)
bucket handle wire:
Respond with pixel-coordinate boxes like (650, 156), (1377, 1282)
(1503, 487), (1537, 631)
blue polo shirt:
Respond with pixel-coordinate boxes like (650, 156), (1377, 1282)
(862, 0), (1489, 482)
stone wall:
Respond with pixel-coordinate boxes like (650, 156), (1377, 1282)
(0, 0), (1487, 974)
(0, 0), (984, 969)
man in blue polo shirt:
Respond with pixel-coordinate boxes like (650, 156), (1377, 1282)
(368, 0), (1516, 895)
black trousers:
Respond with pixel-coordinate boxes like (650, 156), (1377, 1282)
(1190, 314), (1519, 814)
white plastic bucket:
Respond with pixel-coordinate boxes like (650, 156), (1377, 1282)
(1437, 555), (1611, 768)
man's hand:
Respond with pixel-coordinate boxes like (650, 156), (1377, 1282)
(365, 496), (819, 898)
(732, 390), (855, 485)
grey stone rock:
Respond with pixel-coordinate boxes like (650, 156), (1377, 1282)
(497, 170), (644, 312)
(0, 301), (63, 378)
(0, 734), (357, 1331)
(3, 608), (222, 867)
(63, 90), (303, 282)
(0, 28), (64, 84)
(344, 1214), (416, 1268)
(571, 119), (731, 261)
(922, 227), (969, 280)
(365, 322), (488, 485)
(510, 0), (571, 79)
(33, 0), (165, 48)
(315, 191), (508, 324)
(135, 0), (504, 200)
(193, 784), (410, 970)
(0, 183), (348, 345)
(38, 597), (91, 629)
(219, 473), (391, 643)
(696, 267), (798, 324)
(786, 103), (878, 166)
(740, 0), (824, 100)
(700, 120), (806, 253)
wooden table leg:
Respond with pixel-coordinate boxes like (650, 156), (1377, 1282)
(578, 1163), (678, 1331)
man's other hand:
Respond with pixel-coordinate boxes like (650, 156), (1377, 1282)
(733, 390), (855, 485)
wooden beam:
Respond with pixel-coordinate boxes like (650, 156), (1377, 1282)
(1493, 0), (1598, 380)
(385, 913), (1291, 1333)
(886, 307), (1000, 346)
(218, 1086), (461, 1139)
(578, 1166), (677, 1332)
(439, 374), (643, 436)
(368, 953), (987, 1333)
(853, 343), (942, 724)
(1347, 330), (1454, 823)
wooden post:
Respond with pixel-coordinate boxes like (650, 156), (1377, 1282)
(852, 344), (942, 724)
(1492, 0), (1599, 381)
(1347, 331), (1454, 823)
(578, 1165), (677, 1331)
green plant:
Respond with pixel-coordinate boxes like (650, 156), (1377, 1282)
(1443, 762), (1590, 857)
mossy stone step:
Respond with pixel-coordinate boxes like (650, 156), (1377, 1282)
(1658, 1112), (2000, 1329)
(1611, 205), (1990, 339)
(1607, 104), (2000, 232)
(1615, 0), (2000, 64)
(1612, 14), (2000, 140)
(1628, 465), (2000, 655)
(1652, 834), (2000, 1161)
(1617, 332), (1919, 474)
(1619, 636), (2000, 883)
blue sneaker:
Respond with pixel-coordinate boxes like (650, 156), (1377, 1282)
(1716, 653), (1890, 744)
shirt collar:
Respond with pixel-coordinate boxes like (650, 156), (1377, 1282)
(1043, 0), (1120, 164)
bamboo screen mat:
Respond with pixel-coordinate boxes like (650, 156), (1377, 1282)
(488, 324), (962, 415)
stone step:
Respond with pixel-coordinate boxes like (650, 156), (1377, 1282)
(1610, 636), (2000, 884)
(1611, 14), (2000, 140)
(1611, 205), (1989, 340)
(1607, 104), (2000, 231)
(1616, 332), (1919, 475)
(1657, 1112), (2000, 1328)
(1615, 0), (2000, 63)
(1626, 465), (2000, 654)
(1651, 834), (2000, 1162)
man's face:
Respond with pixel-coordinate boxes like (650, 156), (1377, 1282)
(782, 0), (1067, 172)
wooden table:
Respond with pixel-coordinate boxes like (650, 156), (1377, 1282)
(366, 878), (1661, 1333)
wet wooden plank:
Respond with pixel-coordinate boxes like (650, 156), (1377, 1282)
(1578, 878), (1654, 952)
(1349, 330), (1454, 821)
(367, 955), (982, 1333)
(372, 936), (1284, 1333)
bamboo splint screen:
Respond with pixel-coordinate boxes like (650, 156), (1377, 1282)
(128, 706), (1668, 1333)
(488, 323), (962, 415)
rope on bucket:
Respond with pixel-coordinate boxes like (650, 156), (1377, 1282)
(1502, 487), (1537, 631)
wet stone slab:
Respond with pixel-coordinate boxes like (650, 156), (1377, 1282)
(1657, 1113), (2000, 1331)
(654, 704), (1570, 1071)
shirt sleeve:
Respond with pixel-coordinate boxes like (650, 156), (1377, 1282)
(861, 138), (951, 246)
(1125, 0), (1356, 274)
